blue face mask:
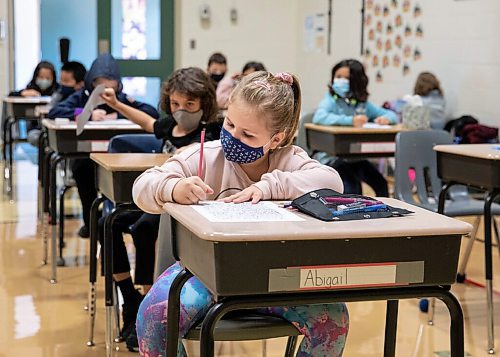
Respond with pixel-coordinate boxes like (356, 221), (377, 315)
(220, 126), (269, 164)
(36, 78), (52, 91)
(332, 78), (350, 97)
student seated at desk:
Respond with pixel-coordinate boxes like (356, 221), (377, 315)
(133, 72), (349, 356)
(10, 60), (59, 97)
(48, 54), (158, 238)
(313, 59), (397, 197)
(414, 71), (446, 130)
(98, 67), (220, 352)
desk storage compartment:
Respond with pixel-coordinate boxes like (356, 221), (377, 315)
(176, 228), (462, 298)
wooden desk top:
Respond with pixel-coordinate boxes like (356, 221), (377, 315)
(42, 118), (141, 131)
(164, 198), (471, 242)
(434, 144), (500, 161)
(90, 153), (170, 171)
(305, 123), (404, 135)
(4, 96), (52, 104)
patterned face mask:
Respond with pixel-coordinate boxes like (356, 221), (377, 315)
(220, 126), (272, 164)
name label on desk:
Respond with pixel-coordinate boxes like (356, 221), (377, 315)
(300, 263), (396, 290)
(268, 261), (424, 292)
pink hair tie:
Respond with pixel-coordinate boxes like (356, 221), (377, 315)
(274, 72), (293, 86)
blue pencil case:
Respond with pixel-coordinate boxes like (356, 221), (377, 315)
(291, 189), (413, 222)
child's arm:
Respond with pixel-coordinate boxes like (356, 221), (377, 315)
(312, 95), (353, 126)
(132, 145), (211, 213)
(101, 88), (157, 132)
(253, 147), (344, 200)
(365, 102), (397, 124)
(48, 92), (82, 119)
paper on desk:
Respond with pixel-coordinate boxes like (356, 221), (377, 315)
(191, 201), (304, 223)
(362, 123), (392, 129)
(76, 84), (106, 136)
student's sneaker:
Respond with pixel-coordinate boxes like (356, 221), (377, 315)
(78, 225), (90, 238)
(125, 324), (139, 352)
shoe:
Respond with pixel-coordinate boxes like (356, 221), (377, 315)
(78, 225), (89, 238)
(125, 324), (139, 352)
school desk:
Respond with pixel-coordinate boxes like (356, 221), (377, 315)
(161, 198), (471, 357)
(1, 96), (51, 195)
(434, 143), (500, 354)
(88, 152), (170, 355)
(305, 123), (405, 158)
(40, 119), (144, 284)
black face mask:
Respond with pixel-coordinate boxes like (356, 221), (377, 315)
(59, 85), (75, 99)
(210, 73), (225, 84)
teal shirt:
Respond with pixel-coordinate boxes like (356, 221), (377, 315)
(312, 93), (397, 126)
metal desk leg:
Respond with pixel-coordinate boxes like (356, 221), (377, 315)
(41, 150), (54, 265)
(49, 153), (64, 283)
(3, 117), (14, 195)
(384, 300), (399, 356)
(104, 203), (137, 356)
(484, 189), (500, 354)
(438, 289), (465, 357)
(87, 195), (106, 347)
(166, 268), (193, 357)
(57, 184), (72, 266)
(6, 117), (15, 196)
(37, 131), (48, 220)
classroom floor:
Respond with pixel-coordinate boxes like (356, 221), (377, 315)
(1, 158), (500, 357)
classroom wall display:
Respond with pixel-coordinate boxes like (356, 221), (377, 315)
(363, 0), (423, 83)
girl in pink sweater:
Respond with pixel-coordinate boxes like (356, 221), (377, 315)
(133, 72), (349, 356)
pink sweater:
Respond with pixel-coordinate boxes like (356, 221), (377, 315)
(132, 141), (344, 214)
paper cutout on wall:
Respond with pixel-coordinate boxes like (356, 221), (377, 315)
(362, 0), (423, 83)
(403, 63), (410, 75)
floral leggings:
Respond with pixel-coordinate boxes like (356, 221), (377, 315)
(137, 263), (349, 356)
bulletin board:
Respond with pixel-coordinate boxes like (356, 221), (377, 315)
(362, 0), (423, 83)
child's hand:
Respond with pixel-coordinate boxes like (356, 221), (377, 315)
(101, 88), (118, 107)
(223, 186), (263, 204)
(21, 89), (41, 97)
(91, 109), (107, 121)
(104, 112), (118, 120)
(172, 177), (214, 204)
(374, 116), (390, 125)
(353, 115), (368, 127)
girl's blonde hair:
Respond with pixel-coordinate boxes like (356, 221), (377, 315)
(228, 71), (301, 147)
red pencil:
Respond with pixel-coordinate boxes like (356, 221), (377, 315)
(198, 129), (206, 177)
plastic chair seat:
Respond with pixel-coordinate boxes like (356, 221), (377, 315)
(184, 313), (300, 341)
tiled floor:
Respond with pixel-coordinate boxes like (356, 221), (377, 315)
(0, 159), (499, 356)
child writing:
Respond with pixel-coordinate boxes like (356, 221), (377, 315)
(132, 72), (349, 356)
(312, 59), (397, 197)
(97, 67), (220, 352)
(48, 54), (158, 238)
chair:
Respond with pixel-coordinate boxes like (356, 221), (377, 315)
(394, 130), (500, 321)
(155, 213), (301, 356)
(295, 111), (315, 155)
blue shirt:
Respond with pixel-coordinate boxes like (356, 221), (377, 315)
(312, 93), (397, 126)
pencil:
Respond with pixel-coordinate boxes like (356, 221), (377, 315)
(198, 128), (206, 177)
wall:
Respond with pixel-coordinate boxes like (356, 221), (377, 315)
(0, 0), (10, 97)
(14, 0), (40, 89)
(174, 0), (298, 77)
(40, 0), (97, 73)
(297, 0), (500, 126)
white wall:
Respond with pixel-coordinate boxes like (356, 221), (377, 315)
(14, 0), (40, 90)
(174, 0), (298, 77)
(0, 0), (11, 97)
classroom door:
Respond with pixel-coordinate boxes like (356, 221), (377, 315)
(97, 0), (174, 107)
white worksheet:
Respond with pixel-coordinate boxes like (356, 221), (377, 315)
(76, 84), (106, 135)
(191, 201), (304, 223)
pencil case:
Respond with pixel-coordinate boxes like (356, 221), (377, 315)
(290, 189), (413, 222)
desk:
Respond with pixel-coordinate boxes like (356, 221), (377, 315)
(163, 198), (471, 357)
(435, 143), (500, 354)
(305, 123), (404, 158)
(1, 96), (51, 195)
(89, 153), (170, 355)
(41, 119), (144, 283)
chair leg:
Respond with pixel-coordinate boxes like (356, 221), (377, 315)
(457, 216), (481, 282)
(493, 218), (500, 257)
(284, 336), (298, 357)
(262, 339), (267, 357)
(426, 297), (436, 326)
(113, 282), (122, 343)
(57, 185), (71, 267)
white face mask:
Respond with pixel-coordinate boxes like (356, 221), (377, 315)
(172, 109), (204, 132)
(36, 78), (52, 91)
